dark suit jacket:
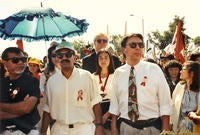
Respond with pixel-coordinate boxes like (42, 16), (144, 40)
(82, 52), (121, 73)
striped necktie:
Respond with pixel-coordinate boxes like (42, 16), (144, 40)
(128, 67), (139, 121)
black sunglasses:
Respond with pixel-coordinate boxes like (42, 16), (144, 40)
(6, 57), (27, 64)
(129, 42), (144, 48)
(96, 39), (108, 44)
(51, 53), (57, 58)
(56, 51), (74, 59)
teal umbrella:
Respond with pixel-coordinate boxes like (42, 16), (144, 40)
(0, 8), (89, 42)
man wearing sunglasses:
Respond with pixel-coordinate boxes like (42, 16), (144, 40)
(82, 33), (121, 73)
(109, 33), (171, 135)
(41, 41), (103, 135)
(0, 47), (40, 135)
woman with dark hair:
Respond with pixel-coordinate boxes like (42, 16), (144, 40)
(40, 43), (60, 95)
(39, 42), (60, 134)
(93, 49), (115, 135)
(171, 61), (200, 133)
(163, 60), (182, 96)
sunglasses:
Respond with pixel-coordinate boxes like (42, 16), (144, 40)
(56, 51), (74, 59)
(6, 57), (27, 64)
(96, 39), (108, 44)
(129, 42), (144, 48)
(51, 53), (57, 58)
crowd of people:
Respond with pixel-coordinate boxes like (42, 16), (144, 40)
(0, 32), (200, 135)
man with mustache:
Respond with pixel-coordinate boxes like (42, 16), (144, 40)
(0, 47), (40, 135)
(41, 41), (103, 135)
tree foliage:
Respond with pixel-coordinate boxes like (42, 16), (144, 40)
(147, 15), (191, 50)
(71, 15), (199, 57)
(110, 34), (124, 52)
(193, 36), (200, 45)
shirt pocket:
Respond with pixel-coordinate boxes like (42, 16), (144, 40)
(72, 89), (88, 107)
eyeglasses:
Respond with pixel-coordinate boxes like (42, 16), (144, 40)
(51, 53), (57, 58)
(56, 51), (74, 59)
(6, 57), (27, 64)
(129, 42), (144, 48)
(96, 39), (108, 44)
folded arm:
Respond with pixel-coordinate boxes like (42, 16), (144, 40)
(0, 95), (38, 118)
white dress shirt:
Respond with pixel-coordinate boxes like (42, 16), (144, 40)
(43, 67), (102, 124)
(109, 61), (172, 120)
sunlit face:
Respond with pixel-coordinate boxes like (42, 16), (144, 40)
(180, 65), (192, 81)
(168, 67), (180, 79)
(98, 52), (110, 69)
(123, 36), (144, 61)
(56, 49), (75, 70)
(94, 35), (108, 52)
(28, 63), (39, 74)
(3, 52), (26, 75)
(51, 50), (60, 68)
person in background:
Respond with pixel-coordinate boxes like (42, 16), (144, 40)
(159, 54), (175, 69)
(28, 57), (41, 81)
(189, 51), (200, 63)
(119, 53), (126, 65)
(163, 60), (182, 96)
(41, 41), (103, 135)
(93, 50), (115, 135)
(0, 47), (40, 135)
(40, 42), (60, 95)
(40, 56), (47, 72)
(143, 57), (158, 64)
(39, 42), (60, 134)
(171, 61), (200, 133)
(109, 33), (171, 135)
(82, 33), (121, 73)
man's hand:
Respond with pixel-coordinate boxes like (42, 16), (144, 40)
(95, 125), (103, 135)
(188, 112), (200, 124)
(111, 114), (119, 135)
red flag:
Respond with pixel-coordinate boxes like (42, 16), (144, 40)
(16, 40), (24, 51)
(174, 21), (185, 64)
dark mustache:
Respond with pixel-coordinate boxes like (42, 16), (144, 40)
(61, 59), (70, 63)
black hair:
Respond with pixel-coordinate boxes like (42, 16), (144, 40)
(121, 33), (144, 48)
(189, 52), (200, 61)
(164, 60), (182, 78)
(94, 50), (115, 75)
(181, 61), (200, 92)
(47, 44), (58, 73)
(1, 47), (24, 60)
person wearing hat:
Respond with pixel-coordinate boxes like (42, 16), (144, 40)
(28, 57), (41, 80)
(41, 40), (103, 135)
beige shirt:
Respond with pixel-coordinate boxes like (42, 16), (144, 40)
(43, 67), (101, 124)
(109, 61), (172, 120)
